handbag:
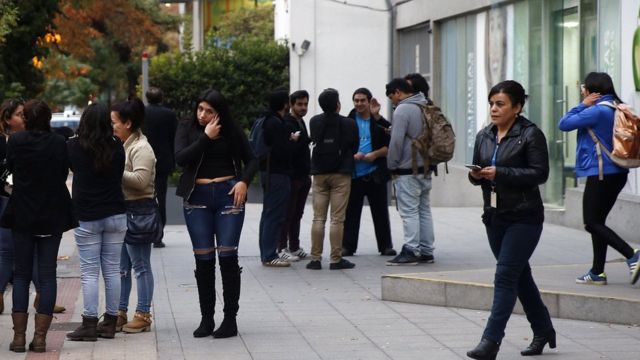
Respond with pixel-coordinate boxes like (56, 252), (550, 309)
(124, 198), (163, 245)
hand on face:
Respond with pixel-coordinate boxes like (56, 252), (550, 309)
(204, 113), (221, 139)
(582, 92), (601, 107)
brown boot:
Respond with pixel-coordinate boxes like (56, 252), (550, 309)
(10, 312), (28, 352)
(29, 313), (53, 353)
(66, 315), (98, 341)
(121, 311), (152, 333)
(115, 310), (127, 332)
(33, 293), (66, 314)
(96, 313), (118, 339)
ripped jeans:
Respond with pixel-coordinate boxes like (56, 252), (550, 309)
(183, 181), (245, 260)
(119, 242), (153, 313)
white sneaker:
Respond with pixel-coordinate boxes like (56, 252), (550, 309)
(262, 258), (291, 267)
(288, 247), (307, 259)
(279, 249), (300, 262)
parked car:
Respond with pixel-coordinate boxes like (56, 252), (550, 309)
(51, 112), (80, 139)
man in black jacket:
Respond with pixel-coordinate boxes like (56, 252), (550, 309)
(278, 90), (311, 261)
(305, 89), (358, 271)
(259, 89), (299, 267)
(342, 88), (395, 257)
(143, 87), (178, 248)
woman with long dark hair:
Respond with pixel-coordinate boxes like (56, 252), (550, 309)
(3, 100), (76, 353)
(467, 81), (555, 359)
(112, 97), (157, 334)
(175, 89), (257, 338)
(559, 72), (639, 286)
(66, 103), (127, 341)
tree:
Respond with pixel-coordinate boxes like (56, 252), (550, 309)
(0, 0), (59, 100)
(150, 6), (289, 130)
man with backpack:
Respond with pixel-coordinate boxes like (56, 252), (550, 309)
(306, 89), (359, 270)
(257, 89), (300, 267)
(385, 78), (436, 266)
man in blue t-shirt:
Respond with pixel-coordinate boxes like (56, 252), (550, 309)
(342, 88), (395, 257)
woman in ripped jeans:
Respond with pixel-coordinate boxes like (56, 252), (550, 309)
(174, 89), (257, 338)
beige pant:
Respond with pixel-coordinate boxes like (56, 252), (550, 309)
(310, 173), (352, 263)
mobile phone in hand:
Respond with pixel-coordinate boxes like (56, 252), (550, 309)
(465, 164), (482, 171)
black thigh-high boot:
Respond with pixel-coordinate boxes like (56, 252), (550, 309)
(193, 258), (216, 338)
(213, 255), (241, 338)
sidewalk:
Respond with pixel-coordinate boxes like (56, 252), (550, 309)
(0, 205), (638, 359)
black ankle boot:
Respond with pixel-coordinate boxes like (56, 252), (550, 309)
(467, 338), (500, 360)
(193, 258), (216, 338)
(213, 255), (241, 339)
(66, 315), (98, 341)
(521, 329), (556, 356)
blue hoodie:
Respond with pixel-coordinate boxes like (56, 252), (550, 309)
(558, 94), (628, 178)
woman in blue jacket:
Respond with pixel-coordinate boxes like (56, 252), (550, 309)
(558, 72), (639, 286)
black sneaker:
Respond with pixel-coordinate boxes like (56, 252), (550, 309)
(380, 248), (397, 256)
(306, 260), (322, 270)
(418, 254), (434, 263)
(341, 248), (355, 257)
(153, 242), (166, 248)
(386, 250), (419, 266)
(329, 259), (355, 270)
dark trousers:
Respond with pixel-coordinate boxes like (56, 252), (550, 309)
(155, 172), (169, 242)
(482, 219), (553, 344)
(259, 173), (291, 262)
(12, 231), (61, 315)
(583, 173), (635, 274)
(279, 176), (311, 252)
(343, 177), (393, 253)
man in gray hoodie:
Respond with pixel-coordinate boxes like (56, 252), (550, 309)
(385, 78), (435, 266)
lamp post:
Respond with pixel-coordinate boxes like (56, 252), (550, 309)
(142, 51), (149, 105)
(293, 39), (311, 90)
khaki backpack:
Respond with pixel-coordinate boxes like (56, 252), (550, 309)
(587, 101), (640, 180)
(406, 104), (456, 176)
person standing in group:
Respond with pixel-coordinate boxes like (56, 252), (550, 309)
(66, 103), (127, 341)
(258, 89), (299, 267)
(306, 88), (358, 270)
(384, 78), (435, 266)
(467, 80), (555, 359)
(175, 89), (257, 338)
(342, 88), (395, 257)
(143, 87), (178, 249)
(111, 97), (157, 334)
(559, 72), (639, 286)
(278, 90), (311, 261)
(3, 100), (76, 353)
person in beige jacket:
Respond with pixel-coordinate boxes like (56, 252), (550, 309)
(110, 97), (157, 334)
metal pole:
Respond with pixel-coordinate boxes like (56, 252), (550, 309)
(142, 51), (149, 105)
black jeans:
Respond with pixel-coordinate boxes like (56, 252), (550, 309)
(12, 231), (61, 315)
(154, 172), (169, 242)
(583, 173), (635, 274)
(482, 218), (553, 344)
(343, 176), (393, 253)
(279, 176), (311, 252)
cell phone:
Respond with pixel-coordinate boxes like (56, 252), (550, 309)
(465, 164), (482, 171)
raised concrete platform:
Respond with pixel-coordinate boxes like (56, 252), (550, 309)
(382, 261), (640, 326)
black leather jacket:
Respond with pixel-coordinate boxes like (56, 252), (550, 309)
(469, 116), (549, 224)
(174, 119), (258, 200)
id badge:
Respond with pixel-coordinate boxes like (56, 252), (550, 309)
(490, 191), (497, 208)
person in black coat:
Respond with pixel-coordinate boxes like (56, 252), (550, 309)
(143, 87), (178, 248)
(466, 81), (555, 360)
(3, 100), (76, 353)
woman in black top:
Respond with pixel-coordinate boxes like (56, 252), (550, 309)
(466, 81), (555, 359)
(66, 103), (127, 341)
(175, 89), (257, 339)
(3, 100), (76, 353)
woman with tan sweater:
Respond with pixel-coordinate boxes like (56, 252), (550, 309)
(110, 97), (157, 334)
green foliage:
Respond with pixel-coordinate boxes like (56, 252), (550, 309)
(0, 0), (58, 101)
(0, 1), (19, 44)
(150, 6), (289, 130)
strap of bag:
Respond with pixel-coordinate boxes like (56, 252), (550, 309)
(587, 127), (611, 181)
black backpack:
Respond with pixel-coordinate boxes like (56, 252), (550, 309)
(312, 117), (343, 173)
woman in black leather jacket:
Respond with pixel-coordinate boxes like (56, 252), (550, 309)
(466, 81), (555, 360)
(174, 89), (257, 339)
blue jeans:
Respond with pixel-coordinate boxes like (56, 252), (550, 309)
(11, 232), (61, 315)
(259, 173), (290, 262)
(0, 228), (12, 293)
(119, 243), (153, 313)
(75, 214), (127, 317)
(482, 218), (553, 343)
(184, 181), (245, 260)
(393, 174), (434, 256)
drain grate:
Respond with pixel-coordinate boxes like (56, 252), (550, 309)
(50, 322), (81, 331)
